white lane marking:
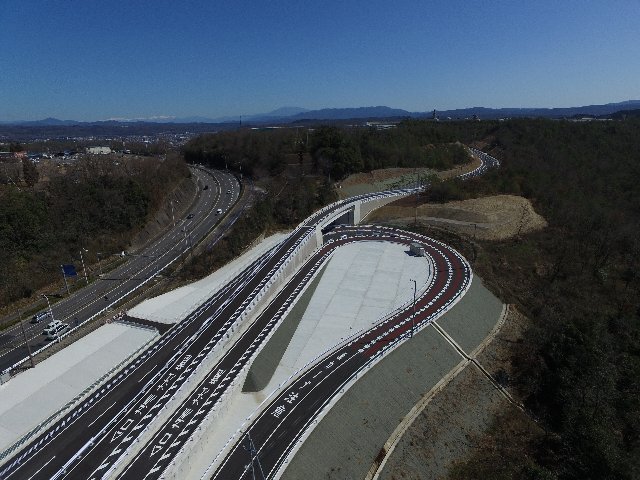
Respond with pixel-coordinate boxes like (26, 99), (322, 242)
(137, 364), (158, 383)
(26, 456), (55, 480)
(87, 401), (117, 428)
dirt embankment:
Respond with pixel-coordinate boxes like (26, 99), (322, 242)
(368, 195), (547, 241)
(337, 155), (482, 199)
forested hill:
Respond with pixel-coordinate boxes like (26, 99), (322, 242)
(0, 154), (188, 307)
(428, 118), (640, 480)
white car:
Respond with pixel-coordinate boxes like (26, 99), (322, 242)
(42, 320), (63, 335)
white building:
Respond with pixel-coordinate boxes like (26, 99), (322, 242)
(86, 146), (112, 155)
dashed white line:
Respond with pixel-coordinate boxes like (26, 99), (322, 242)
(88, 401), (117, 428)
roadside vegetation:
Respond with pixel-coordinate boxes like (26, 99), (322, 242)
(396, 119), (639, 480)
(178, 125), (470, 279)
(0, 153), (188, 308)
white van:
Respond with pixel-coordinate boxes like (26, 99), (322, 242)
(45, 323), (69, 340)
(42, 320), (63, 336)
(216, 208), (222, 215)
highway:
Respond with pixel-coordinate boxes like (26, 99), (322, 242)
(0, 166), (238, 373)
(0, 149), (499, 480)
(122, 226), (471, 480)
(0, 223), (315, 479)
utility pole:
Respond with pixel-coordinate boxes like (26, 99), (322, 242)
(19, 311), (35, 368)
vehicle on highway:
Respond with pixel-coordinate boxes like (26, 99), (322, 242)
(216, 208), (222, 215)
(187, 213), (195, 219)
(45, 323), (69, 340)
(226, 189), (231, 194)
(31, 311), (52, 323)
(42, 320), (63, 335)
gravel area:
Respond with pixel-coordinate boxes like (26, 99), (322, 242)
(369, 195), (547, 240)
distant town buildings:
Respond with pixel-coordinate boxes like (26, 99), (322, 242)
(365, 121), (397, 130)
(86, 146), (112, 155)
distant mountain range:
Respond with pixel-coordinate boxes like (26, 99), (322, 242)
(2, 101), (640, 126)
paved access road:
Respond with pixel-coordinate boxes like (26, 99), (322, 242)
(208, 225), (471, 479)
(0, 167), (238, 373)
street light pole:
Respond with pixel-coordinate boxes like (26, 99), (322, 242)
(42, 294), (55, 322)
(410, 279), (417, 338)
(19, 311), (35, 368)
(97, 252), (104, 276)
(244, 431), (266, 480)
(80, 248), (89, 285)
(60, 266), (70, 295)
(42, 293), (64, 342)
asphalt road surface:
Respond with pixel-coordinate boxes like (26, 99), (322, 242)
(206, 226), (471, 479)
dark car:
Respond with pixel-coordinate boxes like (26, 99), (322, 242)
(203, 185), (209, 190)
(187, 213), (194, 219)
(31, 311), (52, 323)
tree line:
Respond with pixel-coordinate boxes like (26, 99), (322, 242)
(423, 118), (640, 480)
(0, 153), (188, 307)
(183, 123), (470, 181)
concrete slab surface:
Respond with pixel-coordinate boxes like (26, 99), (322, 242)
(129, 233), (288, 324)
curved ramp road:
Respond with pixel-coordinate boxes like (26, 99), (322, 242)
(208, 226), (471, 480)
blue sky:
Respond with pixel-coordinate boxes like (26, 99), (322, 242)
(1, 1), (638, 121)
